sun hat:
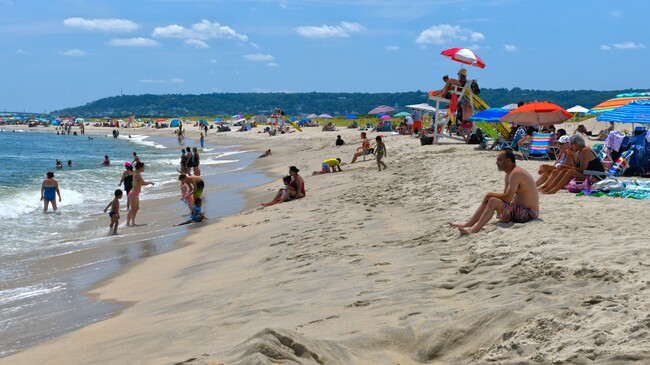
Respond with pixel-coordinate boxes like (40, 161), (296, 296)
(458, 68), (467, 76)
(558, 135), (570, 144)
(124, 161), (132, 167)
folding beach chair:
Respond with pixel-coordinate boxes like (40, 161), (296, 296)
(497, 128), (524, 151)
(519, 132), (552, 160)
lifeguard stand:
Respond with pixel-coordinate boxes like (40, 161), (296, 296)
(427, 79), (478, 144)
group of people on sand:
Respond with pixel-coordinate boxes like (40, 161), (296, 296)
(261, 166), (305, 207)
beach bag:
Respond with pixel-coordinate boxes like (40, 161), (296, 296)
(566, 177), (590, 193)
(471, 81), (481, 95)
(420, 136), (434, 145)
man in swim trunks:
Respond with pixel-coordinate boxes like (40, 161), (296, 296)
(449, 150), (539, 235)
(41, 171), (61, 212)
(179, 174), (204, 199)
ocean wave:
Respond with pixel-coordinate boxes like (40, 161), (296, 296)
(122, 135), (166, 149)
(0, 283), (66, 306)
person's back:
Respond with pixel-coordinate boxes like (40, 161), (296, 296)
(336, 135), (344, 146)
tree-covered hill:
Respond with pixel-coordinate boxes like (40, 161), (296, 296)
(54, 88), (648, 117)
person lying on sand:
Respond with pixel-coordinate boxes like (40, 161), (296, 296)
(449, 150), (539, 235)
(175, 198), (207, 226)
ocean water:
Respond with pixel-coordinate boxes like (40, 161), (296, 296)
(0, 129), (268, 357)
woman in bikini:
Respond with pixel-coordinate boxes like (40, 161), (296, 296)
(126, 161), (154, 226)
(350, 132), (371, 164)
(539, 134), (604, 194)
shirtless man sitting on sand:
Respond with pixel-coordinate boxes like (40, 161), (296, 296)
(449, 150), (539, 235)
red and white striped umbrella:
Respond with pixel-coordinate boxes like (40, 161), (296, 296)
(440, 48), (486, 69)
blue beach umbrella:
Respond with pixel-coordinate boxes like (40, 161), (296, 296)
(170, 119), (180, 128)
(468, 108), (511, 122)
(597, 100), (650, 124)
(212, 117), (222, 122)
(344, 114), (358, 119)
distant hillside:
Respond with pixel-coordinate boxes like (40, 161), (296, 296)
(54, 88), (647, 117)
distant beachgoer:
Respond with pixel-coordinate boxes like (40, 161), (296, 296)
(41, 171), (61, 212)
(335, 135), (345, 146)
(200, 133), (204, 148)
(313, 158), (342, 175)
(67, 160), (72, 167)
(375, 136), (388, 171)
(132, 152), (140, 165)
(261, 175), (293, 207)
(449, 150), (539, 235)
(102, 155), (110, 165)
(55, 160), (63, 169)
(185, 147), (193, 176)
(259, 149), (272, 158)
(103, 189), (123, 235)
(179, 174), (204, 199)
(175, 198), (207, 226)
(350, 132), (372, 164)
(288, 166), (305, 199)
(412, 109), (423, 133)
(118, 162), (134, 210)
(203, 123), (208, 135)
(192, 147), (201, 176)
(126, 161), (154, 227)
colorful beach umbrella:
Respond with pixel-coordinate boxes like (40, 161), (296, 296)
(394, 111), (412, 117)
(317, 114), (333, 119)
(500, 101), (572, 126)
(597, 100), (650, 124)
(589, 92), (650, 114)
(440, 47), (486, 69)
(468, 108), (510, 123)
(368, 105), (395, 115)
(380, 115), (392, 119)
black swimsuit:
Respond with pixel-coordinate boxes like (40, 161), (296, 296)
(585, 149), (604, 172)
(124, 175), (134, 193)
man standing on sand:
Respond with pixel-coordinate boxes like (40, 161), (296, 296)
(449, 150), (539, 235)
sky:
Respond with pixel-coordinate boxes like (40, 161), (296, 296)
(1, 0), (648, 112)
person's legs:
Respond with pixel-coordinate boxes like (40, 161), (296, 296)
(459, 197), (504, 235)
(43, 199), (50, 212)
(262, 189), (284, 206)
(542, 170), (579, 194)
(449, 194), (492, 228)
(538, 169), (562, 191)
(351, 151), (362, 164)
(51, 199), (58, 211)
(127, 195), (139, 226)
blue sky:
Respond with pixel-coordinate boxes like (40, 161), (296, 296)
(1, 0), (648, 112)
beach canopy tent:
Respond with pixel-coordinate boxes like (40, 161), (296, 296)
(170, 119), (180, 128)
(51, 120), (61, 126)
(500, 101), (572, 126)
(502, 103), (519, 110)
(394, 111), (412, 117)
(344, 114), (358, 119)
(306, 113), (318, 118)
(566, 105), (590, 114)
(212, 117), (223, 122)
(405, 103), (437, 113)
(589, 92), (650, 114)
(368, 105), (395, 115)
(468, 108), (510, 123)
(318, 114), (333, 119)
(597, 100), (650, 124)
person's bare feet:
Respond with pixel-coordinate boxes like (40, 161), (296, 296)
(458, 226), (473, 235)
(448, 221), (466, 228)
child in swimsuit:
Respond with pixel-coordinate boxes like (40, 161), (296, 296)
(103, 189), (123, 235)
(375, 136), (388, 171)
(175, 198), (207, 226)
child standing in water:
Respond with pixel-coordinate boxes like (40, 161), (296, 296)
(200, 133), (204, 148)
(103, 189), (123, 235)
(375, 135), (388, 171)
(41, 171), (61, 211)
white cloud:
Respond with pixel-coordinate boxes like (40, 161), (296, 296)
(267, 62), (278, 67)
(152, 20), (248, 42)
(613, 41), (645, 49)
(385, 46), (399, 51)
(15, 49), (26, 55)
(295, 21), (365, 39)
(244, 53), (274, 61)
(108, 38), (160, 47)
(140, 78), (185, 84)
(503, 44), (517, 52)
(468, 44), (480, 50)
(186, 39), (209, 48)
(600, 41), (645, 51)
(415, 24), (485, 45)
(63, 17), (138, 32)
(59, 49), (86, 57)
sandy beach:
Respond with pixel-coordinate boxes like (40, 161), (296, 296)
(2, 124), (649, 364)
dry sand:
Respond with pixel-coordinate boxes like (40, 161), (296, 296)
(2, 124), (649, 365)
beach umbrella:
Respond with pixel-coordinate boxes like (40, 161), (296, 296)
(566, 105), (590, 114)
(502, 103), (519, 110)
(597, 100), (650, 124)
(394, 111), (412, 117)
(368, 105), (395, 115)
(318, 114), (333, 119)
(589, 92), (650, 114)
(306, 113), (318, 118)
(232, 114), (243, 119)
(468, 108), (510, 123)
(170, 119), (179, 128)
(212, 117), (223, 122)
(440, 47), (486, 69)
(344, 114), (358, 119)
(500, 101), (572, 126)
(406, 103), (437, 113)
(380, 115), (392, 119)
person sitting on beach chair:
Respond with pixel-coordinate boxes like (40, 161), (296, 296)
(350, 132), (373, 164)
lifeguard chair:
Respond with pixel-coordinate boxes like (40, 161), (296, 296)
(427, 78), (479, 144)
